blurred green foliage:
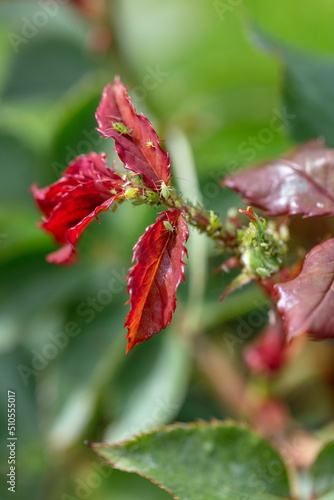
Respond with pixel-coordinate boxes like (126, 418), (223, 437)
(1, 1), (334, 499)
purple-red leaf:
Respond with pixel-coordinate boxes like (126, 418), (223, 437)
(223, 139), (334, 217)
(96, 77), (171, 190)
(125, 209), (188, 353)
(275, 238), (334, 341)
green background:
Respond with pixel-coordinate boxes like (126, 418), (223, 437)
(1, 1), (334, 499)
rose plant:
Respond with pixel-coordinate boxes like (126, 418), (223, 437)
(32, 77), (334, 500)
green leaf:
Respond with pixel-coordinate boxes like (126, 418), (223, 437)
(251, 25), (334, 147)
(283, 55), (334, 146)
(246, 0), (334, 55)
(2, 35), (94, 100)
(92, 421), (291, 500)
(312, 441), (334, 499)
(101, 469), (172, 500)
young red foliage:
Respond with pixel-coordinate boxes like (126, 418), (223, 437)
(275, 238), (334, 341)
(125, 209), (188, 353)
(96, 77), (171, 190)
(31, 152), (124, 264)
(244, 315), (288, 375)
(223, 140), (334, 217)
(239, 206), (258, 223)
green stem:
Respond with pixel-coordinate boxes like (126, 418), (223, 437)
(124, 173), (239, 251)
(166, 191), (230, 246)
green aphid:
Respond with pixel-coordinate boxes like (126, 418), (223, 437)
(112, 122), (132, 135)
(163, 220), (174, 232)
(160, 181), (170, 200)
(146, 190), (159, 203)
(124, 187), (139, 199)
(209, 210), (220, 230)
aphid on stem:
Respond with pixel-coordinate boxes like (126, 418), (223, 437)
(160, 181), (170, 200)
(124, 187), (139, 200)
(146, 190), (160, 203)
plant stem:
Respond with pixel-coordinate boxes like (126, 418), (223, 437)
(127, 178), (239, 252)
(165, 190), (238, 250)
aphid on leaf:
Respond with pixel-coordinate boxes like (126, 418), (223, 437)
(163, 220), (175, 233)
(112, 122), (133, 135)
(146, 140), (155, 148)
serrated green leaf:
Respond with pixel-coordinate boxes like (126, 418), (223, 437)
(312, 441), (334, 499)
(92, 421), (291, 500)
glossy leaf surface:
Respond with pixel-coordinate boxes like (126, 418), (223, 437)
(125, 209), (188, 353)
(275, 238), (334, 341)
(223, 140), (334, 217)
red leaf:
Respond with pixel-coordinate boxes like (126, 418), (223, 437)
(275, 238), (334, 341)
(31, 152), (124, 264)
(223, 139), (334, 217)
(96, 77), (171, 190)
(125, 209), (188, 353)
